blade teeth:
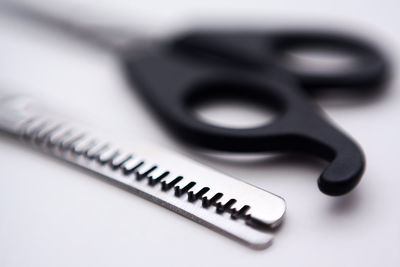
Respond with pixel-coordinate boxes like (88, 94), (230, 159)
(202, 192), (223, 208)
(60, 132), (85, 151)
(97, 147), (119, 165)
(161, 171), (181, 184)
(161, 176), (183, 191)
(215, 194), (232, 212)
(228, 201), (244, 214)
(23, 118), (48, 140)
(202, 189), (221, 203)
(21, 117), (41, 135)
(231, 205), (251, 220)
(110, 152), (132, 169)
(85, 142), (109, 159)
(147, 168), (169, 186)
(34, 121), (61, 144)
(19, 117), (259, 225)
(187, 184), (209, 202)
(48, 127), (73, 147)
(72, 138), (97, 155)
(216, 198), (237, 214)
(191, 187), (210, 202)
(135, 163), (157, 181)
(121, 157), (144, 174)
(174, 181), (196, 197)
(16, 118), (34, 139)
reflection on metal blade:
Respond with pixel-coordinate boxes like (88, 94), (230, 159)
(0, 94), (286, 249)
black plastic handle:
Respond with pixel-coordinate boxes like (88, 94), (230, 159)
(171, 30), (388, 90)
(268, 30), (388, 89)
(122, 29), (387, 196)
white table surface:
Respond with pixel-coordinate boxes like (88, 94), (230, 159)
(0, 1), (399, 266)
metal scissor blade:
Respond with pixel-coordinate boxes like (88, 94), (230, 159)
(0, 94), (286, 249)
(0, 0), (152, 53)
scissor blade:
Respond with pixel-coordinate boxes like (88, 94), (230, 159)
(0, 94), (286, 250)
(0, 0), (151, 53)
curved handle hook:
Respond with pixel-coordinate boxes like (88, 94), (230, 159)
(281, 112), (365, 196)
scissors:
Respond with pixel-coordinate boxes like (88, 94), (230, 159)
(3, 2), (389, 196)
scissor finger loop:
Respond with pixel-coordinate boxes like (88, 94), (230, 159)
(124, 28), (388, 196)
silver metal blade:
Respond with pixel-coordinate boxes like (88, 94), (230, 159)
(0, 0), (154, 53)
(0, 94), (286, 249)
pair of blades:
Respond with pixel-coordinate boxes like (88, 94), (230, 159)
(0, 95), (286, 249)
(0, 1), (287, 249)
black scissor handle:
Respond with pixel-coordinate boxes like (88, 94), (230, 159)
(171, 29), (388, 90)
(267, 30), (388, 89)
(123, 47), (366, 196)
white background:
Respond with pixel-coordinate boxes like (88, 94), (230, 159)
(0, 0), (399, 266)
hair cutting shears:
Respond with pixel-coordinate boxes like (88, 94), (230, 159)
(2, 1), (389, 196)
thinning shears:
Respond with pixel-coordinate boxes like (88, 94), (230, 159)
(3, 1), (389, 196)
